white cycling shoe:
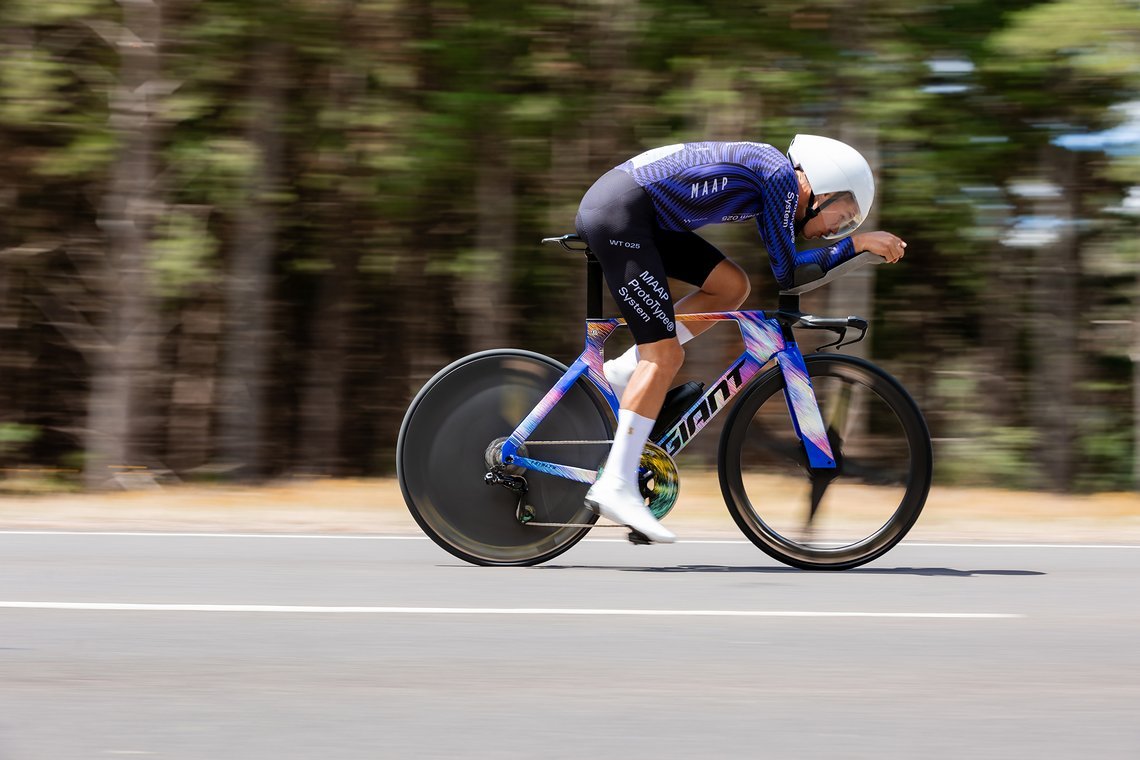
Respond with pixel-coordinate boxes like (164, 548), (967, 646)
(584, 478), (676, 544)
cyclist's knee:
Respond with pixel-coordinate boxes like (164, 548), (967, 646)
(725, 262), (751, 306)
(703, 260), (751, 308)
(731, 268), (751, 307)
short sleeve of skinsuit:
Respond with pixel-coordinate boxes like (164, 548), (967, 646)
(616, 141), (855, 291)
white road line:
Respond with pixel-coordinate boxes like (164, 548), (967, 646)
(0, 601), (1021, 618)
(591, 539), (1140, 548)
(0, 531), (1136, 549)
(0, 531), (429, 540)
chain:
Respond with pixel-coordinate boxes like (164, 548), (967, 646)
(523, 440), (612, 446)
(522, 521), (628, 528)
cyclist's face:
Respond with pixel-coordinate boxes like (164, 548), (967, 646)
(801, 194), (859, 240)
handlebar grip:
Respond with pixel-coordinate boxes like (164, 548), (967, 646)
(796, 315), (867, 331)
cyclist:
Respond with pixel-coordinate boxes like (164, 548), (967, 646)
(576, 136), (907, 543)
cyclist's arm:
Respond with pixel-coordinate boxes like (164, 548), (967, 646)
(794, 236), (857, 275)
(756, 166), (856, 290)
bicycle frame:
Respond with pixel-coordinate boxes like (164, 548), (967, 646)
(499, 310), (836, 484)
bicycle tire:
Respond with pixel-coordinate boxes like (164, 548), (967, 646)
(397, 349), (614, 566)
(718, 353), (932, 570)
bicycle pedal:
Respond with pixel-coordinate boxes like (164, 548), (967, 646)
(627, 529), (652, 545)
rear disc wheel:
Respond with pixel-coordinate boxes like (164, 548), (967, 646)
(397, 350), (614, 566)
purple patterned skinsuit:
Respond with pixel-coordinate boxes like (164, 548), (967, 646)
(616, 141), (858, 290)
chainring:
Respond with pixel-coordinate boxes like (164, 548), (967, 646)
(639, 441), (680, 520)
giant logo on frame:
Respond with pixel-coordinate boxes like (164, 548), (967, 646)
(660, 358), (747, 455)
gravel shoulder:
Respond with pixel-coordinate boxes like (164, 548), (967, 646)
(1, 474), (1138, 542)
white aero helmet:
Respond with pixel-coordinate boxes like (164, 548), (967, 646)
(787, 134), (875, 240)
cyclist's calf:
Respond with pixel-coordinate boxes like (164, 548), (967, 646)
(639, 337), (685, 373)
(620, 338), (684, 417)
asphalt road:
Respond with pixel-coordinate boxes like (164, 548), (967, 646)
(1, 531), (1137, 760)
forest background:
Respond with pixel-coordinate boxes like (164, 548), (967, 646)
(1, 0), (1138, 493)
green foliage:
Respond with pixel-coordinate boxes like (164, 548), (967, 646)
(939, 426), (1040, 489)
(166, 139), (258, 209)
(0, 0), (102, 26)
(34, 132), (117, 177)
(1101, 154), (1140, 185)
(1072, 380), (1135, 490)
(151, 211), (219, 298)
(0, 47), (68, 125)
(992, 0), (1140, 83)
(0, 423), (39, 454)
(2, 0), (1139, 489)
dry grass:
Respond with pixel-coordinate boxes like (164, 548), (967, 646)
(1, 472), (1138, 542)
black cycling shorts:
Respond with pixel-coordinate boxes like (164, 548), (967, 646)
(575, 169), (725, 344)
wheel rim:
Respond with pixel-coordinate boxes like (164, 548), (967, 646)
(727, 358), (928, 565)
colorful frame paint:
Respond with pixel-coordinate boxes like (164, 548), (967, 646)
(499, 310), (836, 484)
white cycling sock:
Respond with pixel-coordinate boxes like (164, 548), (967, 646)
(603, 323), (695, 399)
(603, 409), (655, 485)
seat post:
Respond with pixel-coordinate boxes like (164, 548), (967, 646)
(586, 253), (604, 319)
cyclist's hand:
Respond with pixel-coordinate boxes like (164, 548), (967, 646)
(852, 231), (907, 263)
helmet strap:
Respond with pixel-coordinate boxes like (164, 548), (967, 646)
(794, 191), (818, 235)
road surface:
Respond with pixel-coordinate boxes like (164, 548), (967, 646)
(1, 531), (1137, 759)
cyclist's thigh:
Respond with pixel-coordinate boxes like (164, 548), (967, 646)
(653, 227), (726, 288)
(576, 171), (677, 345)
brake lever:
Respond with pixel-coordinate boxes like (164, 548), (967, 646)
(831, 318), (869, 351)
(816, 329), (848, 352)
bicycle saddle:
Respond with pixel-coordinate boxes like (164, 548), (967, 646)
(541, 234), (590, 253)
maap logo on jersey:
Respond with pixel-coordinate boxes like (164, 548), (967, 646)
(690, 176), (730, 199)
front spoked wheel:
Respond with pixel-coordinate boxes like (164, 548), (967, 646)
(397, 349), (614, 566)
(719, 354), (932, 570)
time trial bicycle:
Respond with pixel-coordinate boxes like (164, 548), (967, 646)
(397, 234), (932, 570)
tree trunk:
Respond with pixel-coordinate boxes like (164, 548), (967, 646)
(297, 248), (356, 475)
(296, 18), (363, 476)
(980, 241), (1024, 429)
(1031, 145), (1078, 492)
(458, 129), (514, 351)
(218, 39), (286, 479)
(584, 0), (638, 173)
(547, 127), (587, 358)
(398, 0), (445, 384)
(85, 0), (162, 489)
(167, 301), (221, 473)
